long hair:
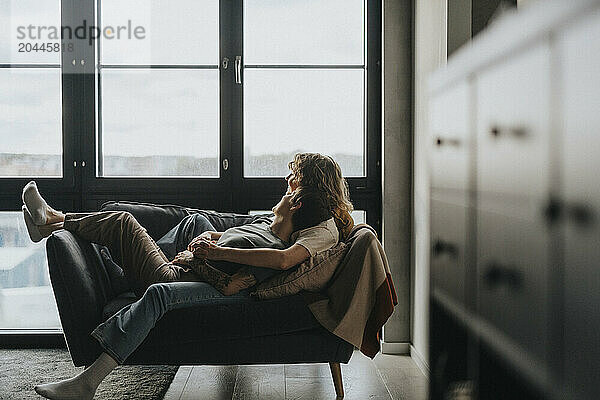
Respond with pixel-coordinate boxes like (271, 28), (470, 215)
(288, 153), (354, 239)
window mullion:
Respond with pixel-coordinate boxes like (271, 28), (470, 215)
(223, 0), (243, 212)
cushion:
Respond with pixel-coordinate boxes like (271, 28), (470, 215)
(251, 242), (349, 300)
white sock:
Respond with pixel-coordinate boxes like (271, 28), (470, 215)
(22, 181), (50, 225)
(34, 352), (118, 400)
(22, 206), (43, 243)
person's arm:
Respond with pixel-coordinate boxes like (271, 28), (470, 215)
(196, 241), (310, 270)
(187, 231), (223, 252)
(209, 231), (224, 241)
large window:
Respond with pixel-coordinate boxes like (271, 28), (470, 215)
(0, 1), (64, 333)
(97, 0), (220, 177)
(0, 213), (60, 330)
(243, 0), (366, 177)
(0, 0), (381, 333)
(0, 1), (62, 178)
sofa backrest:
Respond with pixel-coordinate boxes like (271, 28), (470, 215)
(99, 201), (273, 240)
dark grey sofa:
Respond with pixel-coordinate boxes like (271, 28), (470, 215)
(46, 201), (353, 396)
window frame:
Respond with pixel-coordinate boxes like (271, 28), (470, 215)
(233, 0), (381, 232)
(0, 0), (381, 341)
(0, 0), (80, 341)
(0, 1), (78, 212)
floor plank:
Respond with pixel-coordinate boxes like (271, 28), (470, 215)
(285, 377), (337, 400)
(165, 350), (428, 400)
(338, 352), (393, 400)
(373, 354), (428, 400)
(284, 352), (391, 400)
(232, 365), (286, 400)
(284, 363), (331, 378)
(164, 366), (193, 400)
(179, 365), (238, 400)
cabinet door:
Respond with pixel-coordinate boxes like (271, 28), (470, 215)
(431, 192), (468, 306)
(558, 10), (600, 400)
(430, 80), (471, 192)
(477, 197), (550, 370)
(475, 42), (552, 377)
(476, 43), (551, 199)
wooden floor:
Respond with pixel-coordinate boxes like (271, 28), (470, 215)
(163, 350), (428, 400)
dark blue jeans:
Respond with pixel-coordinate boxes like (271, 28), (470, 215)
(92, 281), (247, 363)
(156, 214), (216, 261)
(156, 213), (280, 283)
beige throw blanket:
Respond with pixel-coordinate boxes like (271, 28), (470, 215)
(303, 224), (398, 358)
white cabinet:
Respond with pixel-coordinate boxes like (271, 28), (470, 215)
(429, 80), (472, 307)
(476, 42), (552, 199)
(558, 9), (600, 400)
(430, 195), (469, 305)
(475, 41), (553, 373)
(430, 80), (471, 193)
(428, 1), (600, 398)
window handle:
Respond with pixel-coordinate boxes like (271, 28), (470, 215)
(235, 55), (242, 84)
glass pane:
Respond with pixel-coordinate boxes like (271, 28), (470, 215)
(100, 0), (218, 65)
(0, 0), (61, 64)
(244, 0), (365, 65)
(249, 210), (272, 216)
(100, 69), (219, 177)
(244, 69), (365, 177)
(0, 212), (60, 329)
(351, 210), (366, 225)
(0, 69), (62, 177)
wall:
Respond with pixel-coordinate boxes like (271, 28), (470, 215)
(412, 0), (447, 370)
(472, 0), (517, 36)
(381, 0), (413, 351)
(448, 0), (472, 55)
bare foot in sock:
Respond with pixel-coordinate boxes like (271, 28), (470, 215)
(221, 270), (257, 296)
(34, 375), (96, 400)
(35, 352), (117, 400)
(22, 206), (63, 243)
(22, 181), (64, 225)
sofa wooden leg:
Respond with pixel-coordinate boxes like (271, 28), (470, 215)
(329, 362), (344, 398)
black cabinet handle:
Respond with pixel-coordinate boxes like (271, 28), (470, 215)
(568, 203), (595, 228)
(435, 137), (462, 147)
(483, 262), (523, 290)
(490, 125), (529, 139)
(432, 239), (459, 259)
(543, 197), (563, 225)
(543, 197), (595, 228)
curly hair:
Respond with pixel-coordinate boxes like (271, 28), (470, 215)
(288, 153), (355, 239)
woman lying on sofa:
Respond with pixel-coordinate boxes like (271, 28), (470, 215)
(24, 153), (354, 400)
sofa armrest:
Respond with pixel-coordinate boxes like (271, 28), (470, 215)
(46, 230), (113, 366)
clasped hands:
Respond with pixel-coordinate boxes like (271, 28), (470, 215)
(171, 232), (220, 267)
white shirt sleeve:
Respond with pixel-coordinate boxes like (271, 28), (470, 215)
(291, 218), (339, 257)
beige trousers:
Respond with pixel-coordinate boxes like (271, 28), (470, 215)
(63, 211), (198, 293)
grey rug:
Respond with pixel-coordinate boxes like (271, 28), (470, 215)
(0, 349), (178, 400)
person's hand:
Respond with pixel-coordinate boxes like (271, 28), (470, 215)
(172, 250), (194, 267)
(189, 237), (219, 260)
(187, 231), (214, 252)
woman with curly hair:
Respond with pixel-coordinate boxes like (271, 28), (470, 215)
(286, 152), (355, 240)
